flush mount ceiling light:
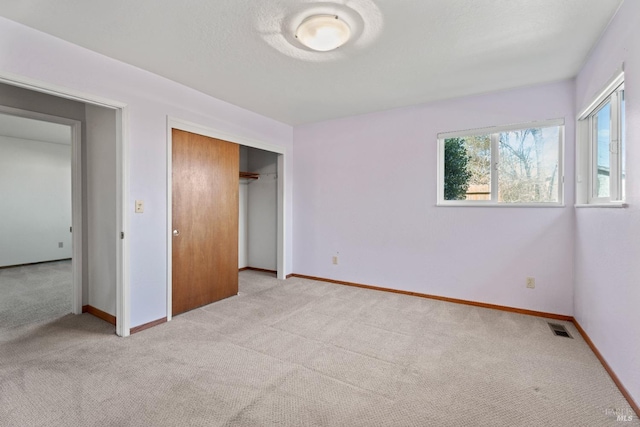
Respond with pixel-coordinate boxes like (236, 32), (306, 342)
(295, 15), (351, 52)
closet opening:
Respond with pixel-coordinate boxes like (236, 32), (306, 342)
(239, 146), (279, 276)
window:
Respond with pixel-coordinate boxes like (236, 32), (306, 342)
(577, 73), (625, 204)
(437, 119), (564, 205)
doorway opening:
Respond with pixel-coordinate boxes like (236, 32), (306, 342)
(239, 146), (279, 275)
(0, 77), (129, 336)
(0, 112), (76, 329)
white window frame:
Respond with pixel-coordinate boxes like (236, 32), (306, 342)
(437, 119), (565, 207)
(576, 70), (626, 207)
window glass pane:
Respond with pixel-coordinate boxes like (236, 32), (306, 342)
(620, 90), (626, 198)
(498, 127), (560, 203)
(443, 135), (491, 200)
(595, 102), (611, 198)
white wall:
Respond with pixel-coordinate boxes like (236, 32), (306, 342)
(86, 104), (117, 316)
(0, 16), (294, 328)
(294, 80), (575, 315)
(247, 149), (278, 270)
(0, 135), (72, 266)
(574, 0), (640, 406)
(239, 146), (249, 269)
(238, 183), (249, 269)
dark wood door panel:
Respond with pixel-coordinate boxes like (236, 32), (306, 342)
(172, 129), (239, 316)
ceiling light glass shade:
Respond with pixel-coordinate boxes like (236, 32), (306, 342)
(295, 15), (351, 52)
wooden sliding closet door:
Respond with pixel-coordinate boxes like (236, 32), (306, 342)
(172, 129), (239, 316)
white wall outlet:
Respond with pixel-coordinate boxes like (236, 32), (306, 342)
(526, 277), (536, 289)
(58, 242), (63, 248)
(332, 255), (339, 265)
(135, 200), (144, 213)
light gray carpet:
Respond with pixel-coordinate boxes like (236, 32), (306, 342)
(0, 270), (636, 426)
(0, 260), (72, 330)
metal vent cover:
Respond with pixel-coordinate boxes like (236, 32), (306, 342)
(548, 322), (573, 339)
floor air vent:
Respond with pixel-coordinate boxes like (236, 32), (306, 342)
(548, 322), (573, 339)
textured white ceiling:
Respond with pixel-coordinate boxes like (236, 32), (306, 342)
(0, 0), (623, 125)
(0, 114), (71, 145)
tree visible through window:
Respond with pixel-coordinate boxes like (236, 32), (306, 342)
(443, 138), (471, 200)
(439, 120), (563, 205)
(498, 127), (560, 203)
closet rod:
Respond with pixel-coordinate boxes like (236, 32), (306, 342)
(239, 171), (260, 180)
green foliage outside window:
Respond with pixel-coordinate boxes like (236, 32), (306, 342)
(444, 138), (472, 200)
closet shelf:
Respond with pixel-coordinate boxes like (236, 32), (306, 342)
(239, 171), (260, 180)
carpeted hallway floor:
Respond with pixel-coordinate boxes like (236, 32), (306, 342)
(0, 270), (636, 426)
(0, 260), (72, 330)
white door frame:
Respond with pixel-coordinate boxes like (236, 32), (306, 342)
(166, 116), (287, 322)
(0, 73), (131, 337)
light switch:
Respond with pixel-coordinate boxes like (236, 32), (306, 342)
(135, 200), (144, 213)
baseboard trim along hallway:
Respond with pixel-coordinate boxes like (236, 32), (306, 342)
(130, 317), (167, 334)
(82, 305), (116, 325)
(290, 274), (572, 320)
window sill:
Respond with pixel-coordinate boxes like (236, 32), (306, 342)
(575, 202), (628, 208)
(436, 202), (565, 208)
